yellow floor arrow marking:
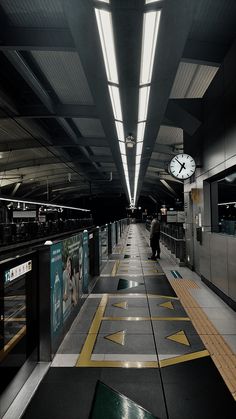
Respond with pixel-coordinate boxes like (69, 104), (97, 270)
(104, 330), (126, 346)
(159, 301), (174, 310)
(166, 330), (190, 346)
(112, 301), (128, 309)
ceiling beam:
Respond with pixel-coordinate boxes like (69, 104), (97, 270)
(165, 99), (202, 136)
(0, 27), (75, 51)
(182, 39), (227, 66)
(14, 104), (99, 119)
(0, 137), (108, 152)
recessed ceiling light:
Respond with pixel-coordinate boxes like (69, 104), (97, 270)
(140, 10), (161, 85)
(136, 142), (143, 155)
(145, 0), (161, 4)
(95, 8), (118, 84)
(115, 121), (125, 141)
(138, 86), (150, 122)
(137, 122), (146, 142)
(108, 85), (123, 121)
(119, 141), (126, 155)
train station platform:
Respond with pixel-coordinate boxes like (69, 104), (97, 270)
(6, 224), (236, 419)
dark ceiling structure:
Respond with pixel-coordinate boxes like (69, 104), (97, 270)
(0, 0), (236, 210)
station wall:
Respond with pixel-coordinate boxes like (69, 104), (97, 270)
(184, 38), (236, 306)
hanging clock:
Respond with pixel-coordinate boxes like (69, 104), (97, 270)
(168, 154), (196, 180)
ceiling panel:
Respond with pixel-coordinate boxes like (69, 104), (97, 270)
(189, 0), (236, 44)
(0, 147), (51, 164)
(156, 126), (183, 145)
(31, 51), (94, 105)
(1, 0), (66, 28)
(170, 62), (218, 98)
(90, 147), (111, 156)
(151, 152), (170, 161)
(0, 119), (32, 141)
(73, 118), (105, 137)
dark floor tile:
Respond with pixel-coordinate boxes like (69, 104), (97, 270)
(22, 368), (102, 419)
(161, 357), (236, 419)
(100, 368), (167, 418)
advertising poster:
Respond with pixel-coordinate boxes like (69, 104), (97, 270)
(50, 243), (63, 336)
(62, 234), (83, 321)
(82, 230), (89, 294)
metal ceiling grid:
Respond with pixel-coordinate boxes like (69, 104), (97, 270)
(31, 51), (94, 105)
(187, 65), (218, 98)
(73, 118), (105, 137)
(1, 0), (66, 28)
(156, 126), (183, 146)
(170, 62), (218, 98)
(189, 0), (236, 44)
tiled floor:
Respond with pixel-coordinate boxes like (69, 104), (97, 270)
(20, 223), (236, 419)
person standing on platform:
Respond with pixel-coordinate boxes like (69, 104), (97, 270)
(149, 215), (161, 260)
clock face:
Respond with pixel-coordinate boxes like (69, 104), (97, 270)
(169, 154), (196, 180)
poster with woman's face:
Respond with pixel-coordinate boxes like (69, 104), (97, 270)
(62, 234), (82, 320)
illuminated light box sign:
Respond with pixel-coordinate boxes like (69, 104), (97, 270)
(5, 260), (32, 284)
(13, 211), (36, 218)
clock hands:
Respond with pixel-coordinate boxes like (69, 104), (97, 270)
(175, 158), (186, 173)
(178, 163), (186, 173)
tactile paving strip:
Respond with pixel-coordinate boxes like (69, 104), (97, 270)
(170, 279), (236, 400)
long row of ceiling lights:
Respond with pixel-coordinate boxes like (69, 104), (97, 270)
(95, 1), (132, 203)
(133, 1), (162, 206)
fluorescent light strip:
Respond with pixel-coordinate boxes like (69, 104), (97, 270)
(119, 141), (126, 155)
(145, 0), (161, 4)
(136, 142), (143, 155)
(97, 0), (110, 3)
(0, 197), (90, 212)
(115, 121), (125, 141)
(138, 86), (150, 122)
(95, 9), (118, 84)
(136, 155), (141, 165)
(95, 5), (132, 203)
(137, 122), (146, 142)
(218, 202), (236, 206)
(108, 85), (123, 121)
(121, 155), (127, 165)
(140, 11), (161, 85)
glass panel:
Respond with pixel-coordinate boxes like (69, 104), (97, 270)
(211, 169), (236, 235)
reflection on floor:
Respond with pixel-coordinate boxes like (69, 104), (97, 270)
(23, 224), (236, 419)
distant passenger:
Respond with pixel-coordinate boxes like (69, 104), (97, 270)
(149, 215), (160, 260)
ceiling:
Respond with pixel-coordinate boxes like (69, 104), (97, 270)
(0, 0), (235, 209)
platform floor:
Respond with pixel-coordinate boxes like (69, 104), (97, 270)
(19, 224), (236, 418)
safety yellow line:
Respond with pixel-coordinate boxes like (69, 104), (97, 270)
(102, 317), (191, 321)
(78, 360), (159, 368)
(76, 295), (108, 366)
(159, 350), (210, 368)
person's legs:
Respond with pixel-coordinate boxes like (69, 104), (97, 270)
(150, 237), (156, 259)
(156, 234), (160, 258)
(150, 236), (158, 259)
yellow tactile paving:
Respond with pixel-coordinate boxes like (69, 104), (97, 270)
(170, 279), (236, 400)
(171, 278), (199, 289)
